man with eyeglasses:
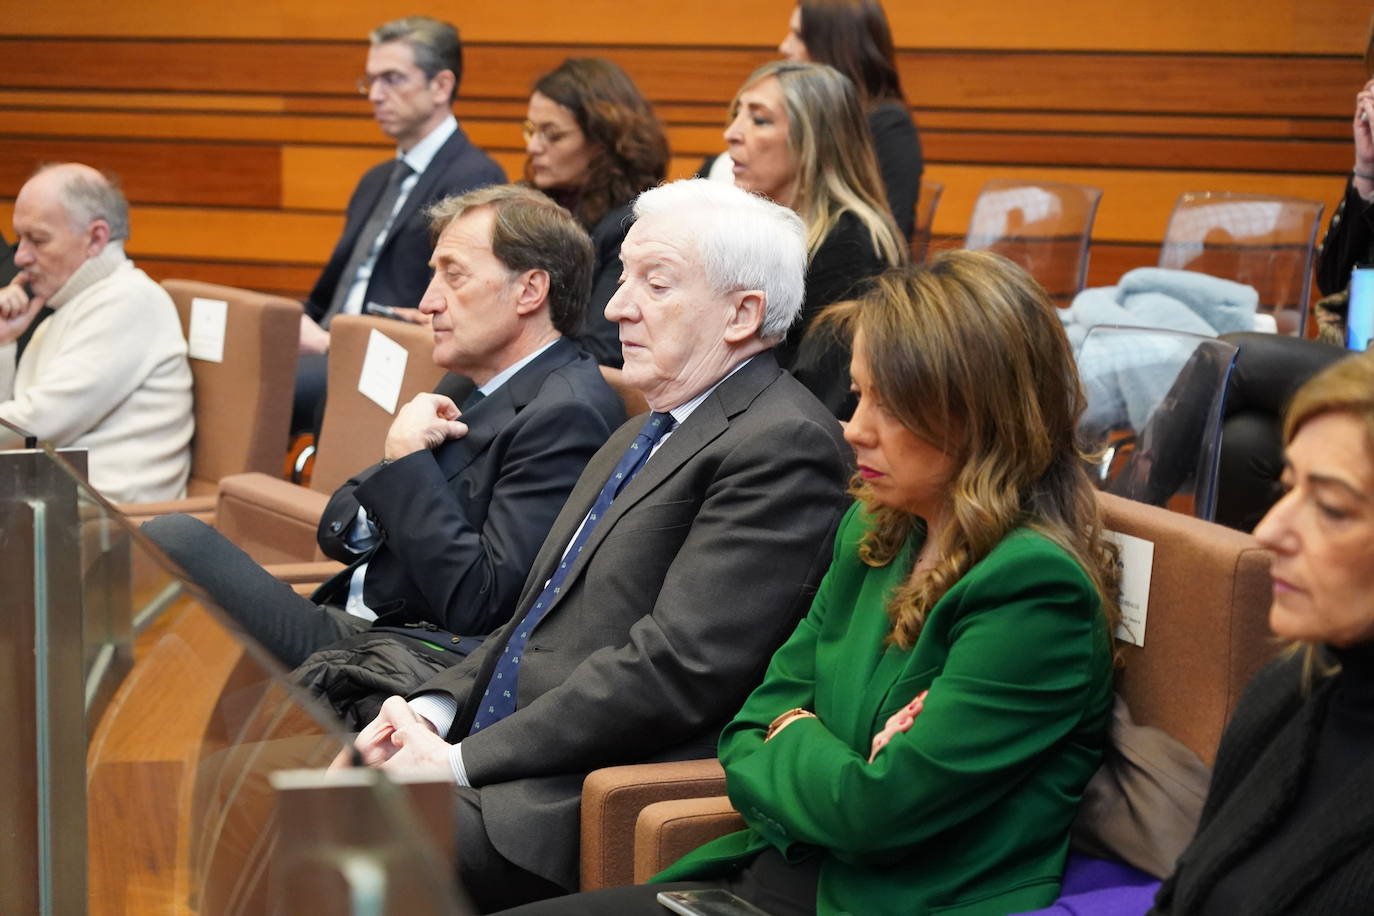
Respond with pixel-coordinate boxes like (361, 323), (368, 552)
(293, 15), (505, 433)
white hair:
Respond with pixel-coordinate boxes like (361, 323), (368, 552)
(632, 179), (807, 343)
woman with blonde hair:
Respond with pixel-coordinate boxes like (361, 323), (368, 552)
(1149, 351), (1374, 914)
(500, 250), (1119, 916)
(725, 60), (905, 416)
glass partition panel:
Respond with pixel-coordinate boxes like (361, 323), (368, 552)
(1076, 326), (1239, 520)
(2, 446), (464, 915)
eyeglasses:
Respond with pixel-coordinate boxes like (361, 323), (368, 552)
(521, 120), (577, 145)
(356, 70), (422, 95)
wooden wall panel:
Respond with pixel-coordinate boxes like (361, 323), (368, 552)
(6, 0), (1362, 54)
(0, 139), (280, 208)
(0, 1), (1363, 302)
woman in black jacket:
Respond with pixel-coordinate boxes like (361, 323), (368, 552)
(777, 0), (923, 242)
(724, 61), (906, 417)
(1150, 351), (1374, 915)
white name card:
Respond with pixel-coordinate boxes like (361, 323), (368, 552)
(357, 328), (408, 414)
(187, 297), (228, 362)
(1105, 529), (1154, 647)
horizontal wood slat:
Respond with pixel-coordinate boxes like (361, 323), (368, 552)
(6, 0), (1362, 56)
(0, 90), (1352, 143)
(0, 41), (1361, 118)
(0, 139), (280, 208)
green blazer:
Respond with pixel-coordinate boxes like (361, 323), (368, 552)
(656, 503), (1114, 915)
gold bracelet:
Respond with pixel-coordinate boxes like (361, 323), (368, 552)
(765, 708), (816, 741)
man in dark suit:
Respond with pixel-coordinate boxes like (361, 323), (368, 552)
(146, 185), (624, 676)
(293, 16), (506, 432)
(348, 179), (853, 910)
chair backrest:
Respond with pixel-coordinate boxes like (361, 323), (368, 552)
(1097, 492), (1275, 765)
(598, 366), (648, 419)
(161, 279), (302, 496)
(910, 178), (944, 263)
(1077, 326), (1238, 521)
(1211, 331), (1347, 532)
(312, 315), (446, 495)
(1157, 192), (1325, 337)
(964, 179), (1103, 306)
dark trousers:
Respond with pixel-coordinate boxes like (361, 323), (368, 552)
(141, 513), (367, 668)
(493, 847), (820, 916)
(454, 786), (567, 912)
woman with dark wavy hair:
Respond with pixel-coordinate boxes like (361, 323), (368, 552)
(499, 251), (1120, 916)
(523, 58), (668, 366)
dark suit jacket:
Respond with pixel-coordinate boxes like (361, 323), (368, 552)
(869, 100), (923, 242)
(579, 202), (634, 368)
(413, 351), (852, 889)
(305, 123), (506, 321)
(785, 211), (889, 419)
(313, 338), (625, 635)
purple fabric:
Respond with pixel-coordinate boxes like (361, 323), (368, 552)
(1014, 854), (1161, 915)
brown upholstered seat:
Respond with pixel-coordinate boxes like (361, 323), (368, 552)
(121, 279), (301, 523)
(213, 314), (445, 567)
(578, 491), (1276, 890)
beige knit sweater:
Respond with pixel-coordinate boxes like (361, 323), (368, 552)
(0, 243), (193, 502)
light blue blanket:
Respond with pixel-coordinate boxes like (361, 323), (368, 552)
(1064, 269), (1257, 434)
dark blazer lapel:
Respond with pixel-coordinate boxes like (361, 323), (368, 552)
(432, 337), (579, 481)
(432, 384), (510, 480)
(530, 352), (782, 624)
(376, 126), (467, 259)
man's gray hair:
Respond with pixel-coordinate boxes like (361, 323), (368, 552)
(632, 179), (806, 343)
(370, 16), (462, 102)
(39, 165), (130, 241)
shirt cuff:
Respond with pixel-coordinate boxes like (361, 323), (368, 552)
(408, 693), (469, 786)
(408, 692), (458, 735)
(344, 505), (379, 553)
(450, 742), (470, 787)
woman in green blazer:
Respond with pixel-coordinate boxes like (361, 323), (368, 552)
(501, 251), (1119, 915)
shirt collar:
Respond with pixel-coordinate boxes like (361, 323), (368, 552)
(477, 337), (561, 397)
(665, 356), (754, 427)
(400, 114), (458, 174)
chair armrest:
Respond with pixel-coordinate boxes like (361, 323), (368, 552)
(580, 758), (726, 891)
(634, 796), (745, 884)
(215, 472), (329, 565)
(263, 560), (347, 586)
(121, 494), (218, 527)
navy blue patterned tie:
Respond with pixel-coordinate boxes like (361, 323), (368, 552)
(468, 412), (676, 734)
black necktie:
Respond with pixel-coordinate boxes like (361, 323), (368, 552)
(324, 159), (414, 326)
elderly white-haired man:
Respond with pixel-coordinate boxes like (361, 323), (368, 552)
(343, 178), (853, 909)
(0, 163), (192, 503)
